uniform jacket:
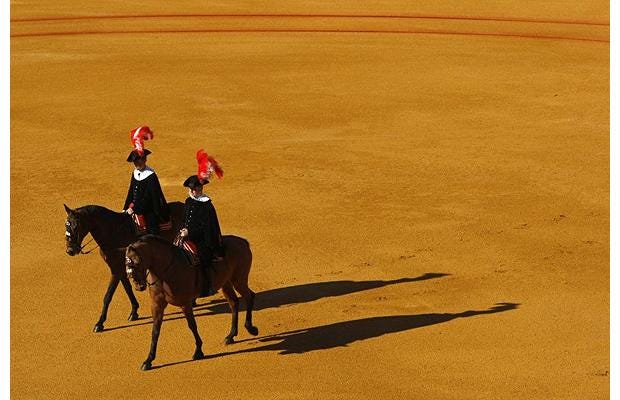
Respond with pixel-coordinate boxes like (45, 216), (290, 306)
(183, 195), (222, 255)
(123, 167), (170, 221)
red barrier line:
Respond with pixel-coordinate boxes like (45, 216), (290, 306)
(10, 13), (609, 27)
(10, 28), (610, 43)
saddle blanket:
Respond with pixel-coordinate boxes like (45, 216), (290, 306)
(132, 214), (173, 233)
(173, 236), (200, 266)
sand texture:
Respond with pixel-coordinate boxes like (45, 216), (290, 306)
(11, 1), (609, 399)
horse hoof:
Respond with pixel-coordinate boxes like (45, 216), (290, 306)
(224, 336), (235, 345)
(128, 312), (139, 321)
(141, 362), (152, 371)
(193, 350), (205, 360)
(93, 324), (104, 333)
(246, 325), (259, 336)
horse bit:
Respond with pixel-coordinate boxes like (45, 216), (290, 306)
(125, 256), (160, 287)
(65, 220), (98, 254)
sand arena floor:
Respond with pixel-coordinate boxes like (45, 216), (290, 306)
(10, 1), (609, 399)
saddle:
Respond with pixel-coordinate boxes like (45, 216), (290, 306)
(173, 235), (200, 266)
(173, 235), (219, 297)
(132, 214), (173, 234)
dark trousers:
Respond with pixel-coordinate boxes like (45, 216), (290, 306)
(198, 246), (213, 269)
(145, 213), (160, 235)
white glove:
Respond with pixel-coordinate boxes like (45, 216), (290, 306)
(126, 208), (134, 215)
(180, 228), (189, 238)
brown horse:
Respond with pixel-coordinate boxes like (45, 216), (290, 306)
(125, 234), (258, 371)
(64, 203), (185, 332)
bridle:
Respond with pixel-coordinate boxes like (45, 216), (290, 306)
(146, 270), (160, 287)
(65, 210), (133, 255)
(126, 245), (174, 288)
(125, 248), (160, 288)
(65, 218), (99, 254)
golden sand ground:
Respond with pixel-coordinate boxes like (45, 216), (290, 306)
(11, 1), (609, 399)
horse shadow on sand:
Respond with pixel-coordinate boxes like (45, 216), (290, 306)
(199, 272), (451, 314)
(154, 302), (520, 370)
(103, 272), (451, 332)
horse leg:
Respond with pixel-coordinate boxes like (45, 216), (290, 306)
(235, 282), (259, 336)
(93, 275), (120, 332)
(221, 282), (239, 345)
(142, 299), (166, 371)
(120, 276), (140, 321)
(181, 302), (204, 360)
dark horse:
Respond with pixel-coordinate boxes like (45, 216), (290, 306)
(125, 234), (258, 371)
(64, 203), (185, 332)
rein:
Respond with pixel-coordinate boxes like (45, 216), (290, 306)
(146, 270), (160, 287)
(79, 235), (99, 254)
(144, 248), (176, 288)
(72, 212), (133, 255)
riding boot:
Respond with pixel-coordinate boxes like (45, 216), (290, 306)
(200, 261), (216, 297)
(146, 213), (160, 235)
(213, 245), (225, 261)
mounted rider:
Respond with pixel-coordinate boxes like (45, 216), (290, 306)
(123, 125), (170, 235)
(178, 149), (225, 282)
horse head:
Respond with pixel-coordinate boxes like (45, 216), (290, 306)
(64, 204), (91, 256)
(125, 244), (147, 291)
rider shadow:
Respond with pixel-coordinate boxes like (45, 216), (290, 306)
(154, 302), (519, 369)
(196, 272), (451, 315)
(103, 272), (450, 332)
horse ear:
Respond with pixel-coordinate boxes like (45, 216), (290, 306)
(64, 204), (73, 215)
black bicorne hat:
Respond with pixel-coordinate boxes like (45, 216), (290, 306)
(126, 149), (151, 162)
(183, 175), (209, 188)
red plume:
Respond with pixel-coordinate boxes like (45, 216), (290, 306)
(208, 155), (224, 179)
(196, 149), (223, 183)
(130, 126), (154, 156)
(197, 149), (209, 182)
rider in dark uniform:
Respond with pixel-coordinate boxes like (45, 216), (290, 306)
(178, 150), (224, 297)
(179, 175), (224, 265)
(123, 126), (169, 235)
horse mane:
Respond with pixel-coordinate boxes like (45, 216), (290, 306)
(138, 234), (173, 246)
(76, 205), (124, 219)
(136, 235), (179, 259)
